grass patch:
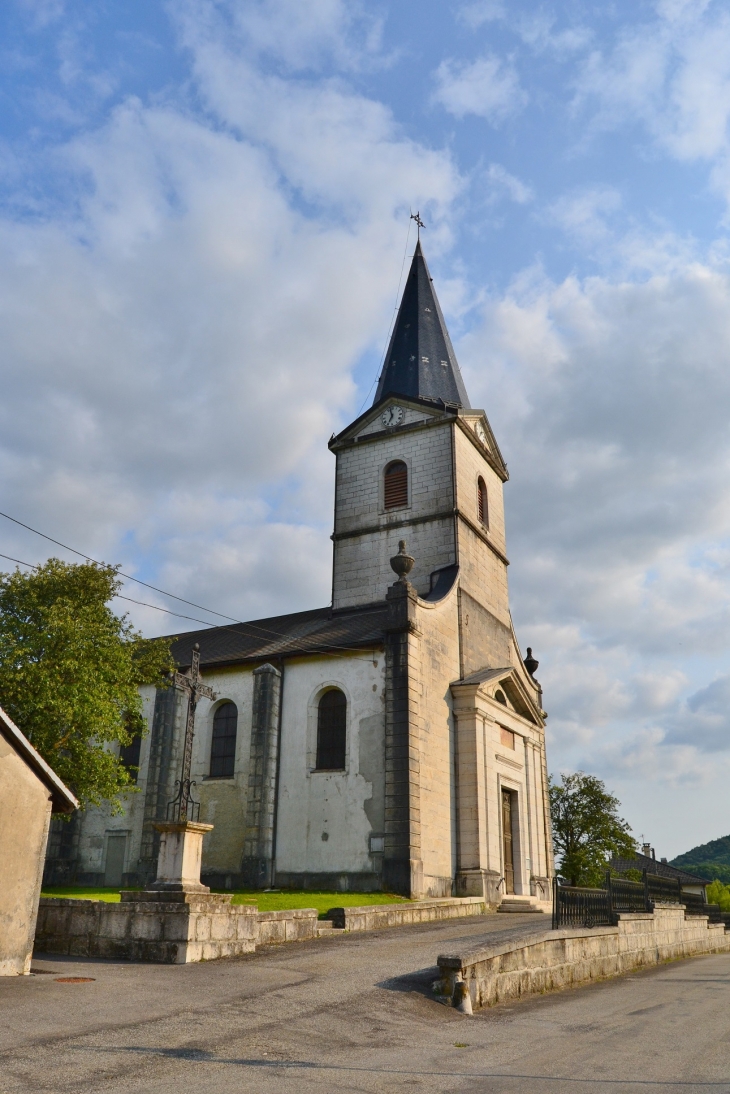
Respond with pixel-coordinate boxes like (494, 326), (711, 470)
(41, 887), (133, 903)
(226, 890), (410, 917)
(40, 886), (410, 917)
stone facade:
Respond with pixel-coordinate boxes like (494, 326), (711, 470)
(46, 243), (553, 902)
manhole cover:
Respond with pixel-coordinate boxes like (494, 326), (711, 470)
(54, 977), (95, 983)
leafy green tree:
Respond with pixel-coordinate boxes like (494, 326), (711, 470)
(550, 771), (637, 887)
(0, 559), (173, 810)
(706, 880), (730, 912)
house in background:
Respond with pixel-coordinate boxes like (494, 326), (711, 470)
(610, 843), (709, 900)
(0, 705), (77, 975)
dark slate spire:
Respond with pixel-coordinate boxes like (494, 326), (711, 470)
(374, 240), (470, 408)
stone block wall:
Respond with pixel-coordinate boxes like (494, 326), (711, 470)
(35, 894), (259, 964)
(438, 905), (730, 1010)
(332, 420), (457, 608)
(414, 591), (461, 895)
(327, 896), (487, 931)
(256, 908), (318, 944)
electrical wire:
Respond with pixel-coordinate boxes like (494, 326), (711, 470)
(0, 551), (382, 662)
(0, 508), (240, 623)
(0, 508), (364, 648)
(0, 552), (218, 626)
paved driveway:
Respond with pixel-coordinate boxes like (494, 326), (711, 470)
(2, 913), (730, 1093)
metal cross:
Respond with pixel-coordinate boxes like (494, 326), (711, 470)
(168, 642), (216, 822)
(410, 210), (425, 238)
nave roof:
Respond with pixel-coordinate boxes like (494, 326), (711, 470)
(168, 601), (389, 671)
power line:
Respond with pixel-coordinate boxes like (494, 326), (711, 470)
(0, 509), (240, 623)
(0, 551), (217, 627)
(0, 551), (381, 662)
(0, 508), (339, 647)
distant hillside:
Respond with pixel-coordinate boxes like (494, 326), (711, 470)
(671, 835), (730, 883)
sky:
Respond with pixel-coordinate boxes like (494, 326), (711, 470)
(2, 0), (730, 856)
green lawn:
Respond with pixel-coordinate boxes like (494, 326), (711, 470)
(40, 887), (410, 917)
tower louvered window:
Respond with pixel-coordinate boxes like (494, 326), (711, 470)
(316, 689), (347, 770)
(477, 477), (489, 527)
(210, 701), (238, 777)
(384, 461), (408, 510)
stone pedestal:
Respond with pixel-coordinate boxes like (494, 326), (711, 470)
(456, 868), (502, 906)
(151, 821), (213, 893)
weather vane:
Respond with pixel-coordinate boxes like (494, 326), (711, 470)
(410, 210), (425, 239)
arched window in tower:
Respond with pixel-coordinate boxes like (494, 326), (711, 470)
(316, 688), (347, 770)
(210, 701), (238, 777)
(477, 476), (489, 528)
(384, 460), (408, 510)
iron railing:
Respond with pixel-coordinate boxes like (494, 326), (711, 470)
(551, 881), (611, 929)
(553, 871), (723, 929)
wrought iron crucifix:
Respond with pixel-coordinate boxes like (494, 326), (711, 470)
(167, 642), (216, 822)
(410, 210), (425, 239)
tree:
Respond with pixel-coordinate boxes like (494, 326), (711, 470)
(550, 771), (637, 887)
(706, 879), (730, 913)
(0, 558), (173, 810)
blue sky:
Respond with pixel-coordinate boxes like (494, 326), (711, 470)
(3, 0), (730, 854)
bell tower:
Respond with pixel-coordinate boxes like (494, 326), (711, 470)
(329, 241), (513, 673)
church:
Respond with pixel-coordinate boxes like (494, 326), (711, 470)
(46, 241), (554, 902)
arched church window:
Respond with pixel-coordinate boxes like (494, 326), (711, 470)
(210, 701), (238, 777)
(477, 477), (489, 527)
(119, 733), (142, 783)
(384, 461), (408, 510)
(316, 689), (347, 770)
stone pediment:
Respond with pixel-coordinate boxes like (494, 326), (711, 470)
(330, 394), (452, 449)
(451, 665), (543, 727)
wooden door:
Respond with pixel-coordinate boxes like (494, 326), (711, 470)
(501, 789), (515, 894)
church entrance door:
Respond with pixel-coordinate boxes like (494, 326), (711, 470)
(501, 789), (515, 895)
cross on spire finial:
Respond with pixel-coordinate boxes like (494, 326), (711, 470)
(410, 210), (425, 239)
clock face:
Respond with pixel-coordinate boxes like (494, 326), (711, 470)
(381, 405), (404, 428)
(475, 420), (488, 447)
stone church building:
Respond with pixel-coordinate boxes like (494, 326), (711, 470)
(46, 241), (554, 901)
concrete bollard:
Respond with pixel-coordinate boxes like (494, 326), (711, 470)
(452, 979), (473, 1014)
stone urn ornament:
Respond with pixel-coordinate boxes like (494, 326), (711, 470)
(390, 540), (415, 581)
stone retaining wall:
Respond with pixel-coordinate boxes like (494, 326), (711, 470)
(35, 893), (258, 963)
(256, 907), (318, 944)
(35, 893), (321, 963)
(437, 905), (730, 1010)
(326, 896), (486, 931)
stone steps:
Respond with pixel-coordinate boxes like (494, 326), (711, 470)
(498, 896), (551, 914)
(316, 921), (344, 937)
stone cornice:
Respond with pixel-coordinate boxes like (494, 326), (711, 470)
(332, 507), (510, 567)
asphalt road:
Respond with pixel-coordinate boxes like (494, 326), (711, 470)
(2, 913), (730, 1093)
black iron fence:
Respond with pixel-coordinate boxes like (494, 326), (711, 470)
(553, 871), (724, 929)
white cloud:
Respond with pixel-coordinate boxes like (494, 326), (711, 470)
(575, 2), (730, 206)
(547, 185), (622, 245)
(433, 54), (526, 123)
(0, 1), (461, 632)
(514, 13), (591, 56)
(485, 163), (533, 205)
(197, 0), (384, 74)
(457, 0), (504, 28)
(458, 256), (730, 823)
